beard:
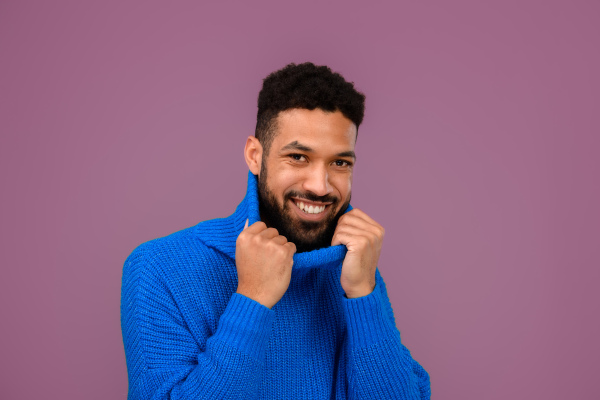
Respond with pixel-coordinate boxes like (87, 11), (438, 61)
(257, 162), (350, 253)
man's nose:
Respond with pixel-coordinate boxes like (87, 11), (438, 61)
(302, 165), (333, 197)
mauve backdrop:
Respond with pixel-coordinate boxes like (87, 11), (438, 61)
(1, 1), (598, 399)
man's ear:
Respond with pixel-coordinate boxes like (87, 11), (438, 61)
(244, 136), (263, 176)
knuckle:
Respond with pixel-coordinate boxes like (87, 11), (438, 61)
(237, 233), (248, 245)
(276, 246), (287, 258)
(271, 240), (284, 251)
(360, 236), (371, 247)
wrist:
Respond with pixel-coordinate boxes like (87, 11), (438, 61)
(236, 289), (275, 309)
(344, 283), (375, 299)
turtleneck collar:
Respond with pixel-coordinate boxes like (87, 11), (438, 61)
(196, 170), (351, 270)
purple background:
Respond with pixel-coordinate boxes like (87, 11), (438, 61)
(1, 1), (598, 399)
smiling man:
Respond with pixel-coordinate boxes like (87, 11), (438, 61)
(121, 62), (430, 399)
(253, 108), (355, 253)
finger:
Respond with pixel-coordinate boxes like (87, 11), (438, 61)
(244, 221), (268, 234)
(332, 230), (360, 247)
(285, 241), (297, 254)
(333, 224), (376, 240)
(338, 213), (383, 236)
(271, 235), (289, 245)
(332, 230), (376, 251)
(244, 219), (249, 230)
(259, 227), (280, 239)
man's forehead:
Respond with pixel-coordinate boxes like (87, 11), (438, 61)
(272, 108), (357, 150)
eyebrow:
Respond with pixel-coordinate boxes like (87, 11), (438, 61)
(280, 141), (356, 160)
(280, 141), (312, 152)
(336, 150), (356, 160)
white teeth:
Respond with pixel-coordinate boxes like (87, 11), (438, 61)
(295, 200), (326, 214)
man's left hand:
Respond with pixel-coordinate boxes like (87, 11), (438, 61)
(331, 208), (384, 298)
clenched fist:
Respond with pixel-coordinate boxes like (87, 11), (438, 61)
(235, 219), (296, 308)
(331, 208), (384, 298)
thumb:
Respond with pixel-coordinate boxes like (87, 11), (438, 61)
(244, 218), (249, 230)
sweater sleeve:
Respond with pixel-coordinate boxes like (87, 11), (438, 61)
(120, 248), (274, 400)
(342, 268), (431, 400)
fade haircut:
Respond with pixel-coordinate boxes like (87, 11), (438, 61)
(255, 62), (366, 156)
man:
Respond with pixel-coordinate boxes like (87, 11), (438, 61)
(121, 62), (430, 399)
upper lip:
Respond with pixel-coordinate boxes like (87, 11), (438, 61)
(290, 197), (333, 207)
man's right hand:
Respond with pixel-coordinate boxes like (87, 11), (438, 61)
(235, 219), (296, 308)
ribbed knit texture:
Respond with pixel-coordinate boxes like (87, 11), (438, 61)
(121, 171), (431, 399)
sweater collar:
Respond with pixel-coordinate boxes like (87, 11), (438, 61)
(196, 170), (350, 270)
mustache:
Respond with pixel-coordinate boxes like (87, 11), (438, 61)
(285, 190), (338, 204)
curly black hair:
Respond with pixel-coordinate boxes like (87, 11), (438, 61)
(255, 62), (366, 156)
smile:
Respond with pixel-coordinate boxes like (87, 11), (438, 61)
(290, 198), (332, 220)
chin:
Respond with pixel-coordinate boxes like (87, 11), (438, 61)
(285, 217), (335, 252)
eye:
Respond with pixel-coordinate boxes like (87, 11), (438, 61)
(289, 154), (307, 162)
(334, 160), (352, 167)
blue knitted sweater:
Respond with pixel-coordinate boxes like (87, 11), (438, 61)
(121, 171), (430, 399)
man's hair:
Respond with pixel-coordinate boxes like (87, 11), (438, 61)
(255, 62), (366, 156)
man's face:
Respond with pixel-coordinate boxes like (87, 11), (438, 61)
(257, 108), (357, 253)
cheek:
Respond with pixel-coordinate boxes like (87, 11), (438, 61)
(269, 168), (299, 200)
(332, 174), (352, 200)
